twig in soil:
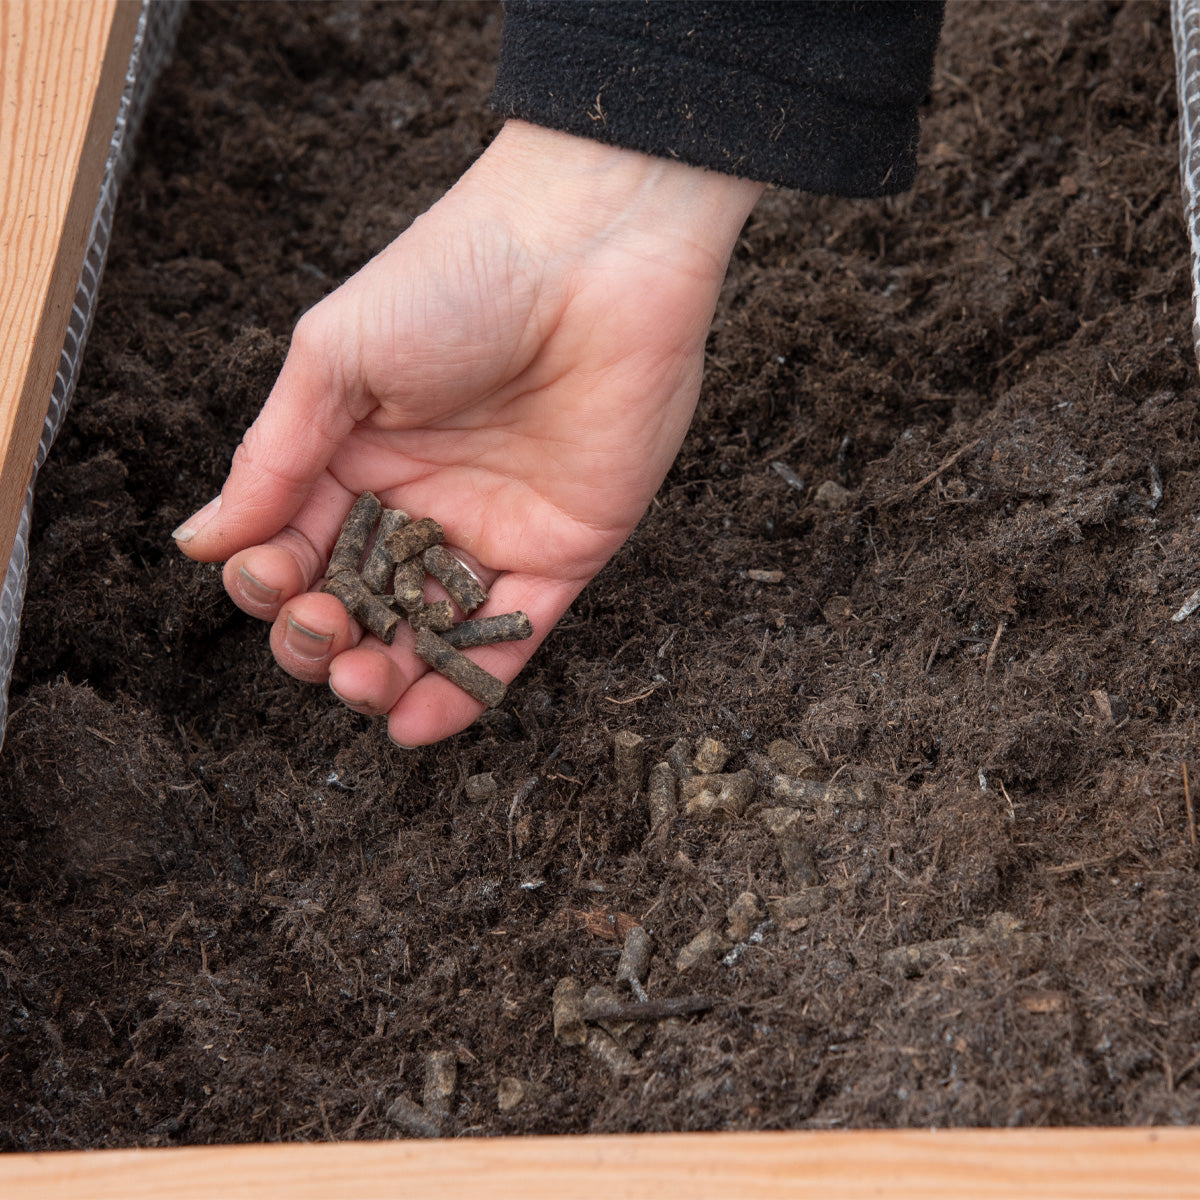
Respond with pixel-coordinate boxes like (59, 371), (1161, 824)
(1185, 761), (1196, 847)
(983, 618), (1005, 688)
(328, 492), (382, 577)
(884, 436), (981, 506)
(1171, 586), (1200, 622)
(413, 629), (507, 708)
(422, 545), (488, 615)
(580, 994), (715, 1023)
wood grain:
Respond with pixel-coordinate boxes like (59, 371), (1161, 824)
(3, 1129), (1200, 1199)
(0, 0), (140, 574)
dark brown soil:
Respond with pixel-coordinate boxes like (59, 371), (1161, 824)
(4, 1), (1200, 1147)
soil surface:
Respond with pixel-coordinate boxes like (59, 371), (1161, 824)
(5, 1), (1200, 1147)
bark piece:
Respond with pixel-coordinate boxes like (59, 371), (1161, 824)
(323, 571), (399, 644)
(385, 516), (444, 563)
(414, 629), (506, 708)
(725, 891), (764, 942)
(328, 491), (382, 578)
(552, 976), (587, 1046)
(675, 927), (730, 973)
(614, 731), (646, 795)
(615, 924), (653, 991)
(409, 599), (455, 633)
(441, 611), (534, 649)
(393, 556), (426, 614)
(385, 1094), (443, 1138)
(423, 1049), (457, 1116)
(422, 544), (488, 615)
(693, 736), (730, 774)
(682, 770), (755, 819)
(361, 507), (410, 592)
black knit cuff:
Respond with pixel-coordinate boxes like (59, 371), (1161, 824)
(491, 2), (944, 197)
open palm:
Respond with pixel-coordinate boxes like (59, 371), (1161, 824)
(174, 122), (762, 745)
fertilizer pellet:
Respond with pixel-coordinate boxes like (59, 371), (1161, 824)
(361, 507), (410, 592)
(384, 517), (444, 563)
(552, 976), (587, 1046)
(408, 599), (456, 633)
(327, 491), (381, 577)
(646, 761), (676, 833)
(323, 571), (399, 644)
(615, 924), (653, 991)
(413, 628), (507, 708)
(385, 1094), (443, 1138)
(392, 556), (425, 614)
(422, 544), (488, 615)
(440, 611), (533, 649)
(613, 730), (646, 795)
(423, 1050), (458, 1115)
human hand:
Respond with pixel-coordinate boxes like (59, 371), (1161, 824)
(172, 120), (763, 746)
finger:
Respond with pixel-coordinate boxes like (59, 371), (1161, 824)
(221, 474), (353, 618)
(268, 592), (362, 683)
(386, 572), (582, 747)
(174, 309), (363, 562)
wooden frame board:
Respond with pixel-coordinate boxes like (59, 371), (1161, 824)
(3, 1129), (1200, 1199)
(0, 0), (141, 576)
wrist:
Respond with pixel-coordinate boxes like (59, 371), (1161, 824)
(469, 119), (764, 278)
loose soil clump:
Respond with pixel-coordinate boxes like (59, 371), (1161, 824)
(5, 2), (1200, 1147)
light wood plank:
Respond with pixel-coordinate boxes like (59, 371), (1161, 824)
(0, 0), (141, 575)
(3, 1129), (1200, 1199)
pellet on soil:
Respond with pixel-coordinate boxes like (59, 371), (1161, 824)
(496, 1077), (548, 1112)
(682, 770), (756, 819)
(746, 568), (783, 584)
(360, 507), (410, 592)
(613, 731), (646, 795)
(585, 984), (644, 1051)
(408, 599), (455, 633)
(766, 739), (820, 779)
(465, 772), (497, 802)
(552, 976), (587, 1046)
(675, 927), (730, 974)
(327, 491), (382, 577)
(768, 889), (829, 930)
(666, 737), (694, 779)
(725, 892), (764, 943)
(646, 761), (676, 833)
(440, 611), (533, 649)
(385, 1094), (443, 1138)
(423, 1049), (457, 1115)
(584, 1027), (638, 1076)
(771, 775), (874, 810)
(393, 556), (425, 614)
(814, 479), (854, 509)
(692, 736), (730, 774)
(322, 571), (399, 644)
(759, 807), (819, 888)
(384, 516), (444, 563)
(422, 544), (488, 615)
(615, 925), (653, 991)
(413, 628), (506, 708)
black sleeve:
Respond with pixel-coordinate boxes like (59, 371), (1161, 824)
(491, 1), (945, 197)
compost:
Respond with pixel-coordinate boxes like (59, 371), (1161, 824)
(4, 1), (1200, 1147)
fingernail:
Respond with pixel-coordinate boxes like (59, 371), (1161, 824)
(388, 735), (417, 750)
(329, 679), (379, 717)
(285, 615), (334, 661)
(237, 566), (280, 607)
(172, 495), (222, 543)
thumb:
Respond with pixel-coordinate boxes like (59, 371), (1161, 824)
(173, 313), (360, 561)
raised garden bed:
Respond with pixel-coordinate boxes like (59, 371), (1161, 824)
(5, 0), (1200, 1156)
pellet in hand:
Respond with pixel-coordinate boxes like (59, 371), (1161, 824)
(327, 492), (381, 577)
(422, 545), (488, 615)
(440, 611), (533, 649)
